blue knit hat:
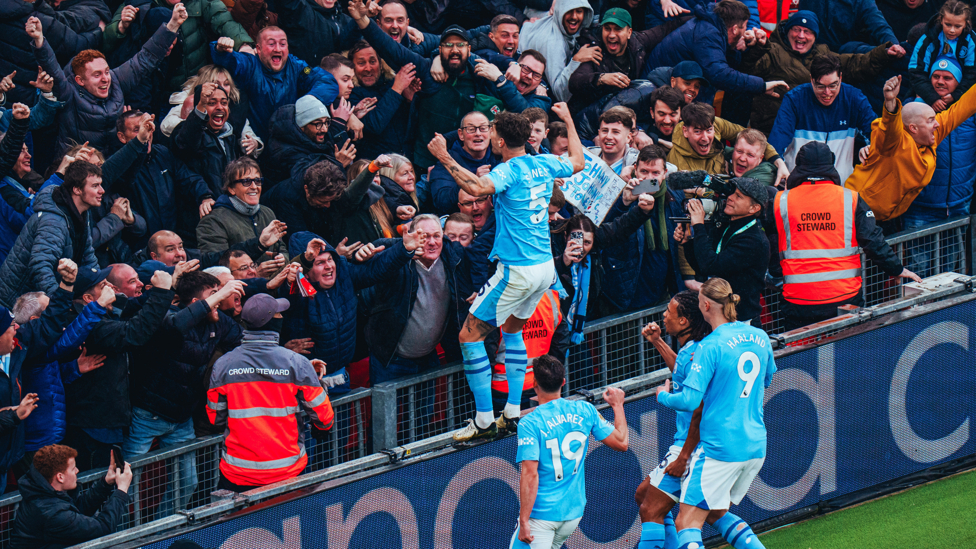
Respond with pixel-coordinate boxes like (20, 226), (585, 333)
(782, 10), (820, 37)
(930, 55), (963, 83)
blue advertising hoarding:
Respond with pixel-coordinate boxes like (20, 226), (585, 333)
(147, 299), (976, 548)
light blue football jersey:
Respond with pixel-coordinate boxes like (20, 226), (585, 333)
(669, 340), (698, 448)
(486, 154), (574, 266)
(682, 322), (777, 462)
(515, 398), (615, 521)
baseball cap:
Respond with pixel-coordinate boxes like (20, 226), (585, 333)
(440, 25), (471, 44)
(241, 293), (290, 329)
(732, 177), (768, 209)
(602, 7), (632, 29)
(74, 266), (114, 298)
(671, 61), (709, 86)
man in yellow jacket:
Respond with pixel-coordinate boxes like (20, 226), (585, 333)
(846, 74), (976, 223)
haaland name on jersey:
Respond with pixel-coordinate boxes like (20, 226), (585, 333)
(723, 331), (770, 351)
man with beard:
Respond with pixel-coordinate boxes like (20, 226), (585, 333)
(430, 111), (499, 215)
(520, 0), (596, 103)
(670, 102), (787, 183)
(267, 95), (344, 187)
(645, 85), (684, 147)
(348, 2), (531, 170)
(347, 40), (420, 159)
(211, 27), (339, 139)
(127, 271), (244, 515)
(769, 53), (878, 183)
(645, 60), (708, 107)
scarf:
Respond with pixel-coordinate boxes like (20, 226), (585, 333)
(566, 255), (591, 344)
(643, 175), (670, 251)
(229, 195), (262, 217)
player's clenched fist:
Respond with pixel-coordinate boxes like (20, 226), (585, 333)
(427, 133), (449, 161)
(641, 322), (661, 344)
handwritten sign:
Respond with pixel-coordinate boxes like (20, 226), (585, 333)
(560, 148), (627, 225)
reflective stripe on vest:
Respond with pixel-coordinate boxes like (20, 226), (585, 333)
(227, 405), (300, 419)
(492, 291), (562, 389)
(776, 183), (863, 304)
(223, 446), (307, 470)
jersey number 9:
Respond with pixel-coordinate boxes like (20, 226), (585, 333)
(737, 351), (761, 398)
(544, 431), (587, 481)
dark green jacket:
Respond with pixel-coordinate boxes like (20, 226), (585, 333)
(104, 0), (253, 92)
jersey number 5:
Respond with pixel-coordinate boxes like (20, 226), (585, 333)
(737, 351), (761, 398)
(529, 183), (548, 224)
(544, 432), (587, 481)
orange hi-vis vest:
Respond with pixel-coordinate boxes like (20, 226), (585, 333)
(774, 181), (863, 306)
(492, 290), (563, 393)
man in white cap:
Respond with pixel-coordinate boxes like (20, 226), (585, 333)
(206, 293), (335, 492)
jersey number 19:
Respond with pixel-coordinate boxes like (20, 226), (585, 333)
(544, 432), (587, 481)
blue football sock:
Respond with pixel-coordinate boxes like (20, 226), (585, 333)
(461, 341), (493, 425)
(713, 512), (765, 549)
(501, 330), (527, 414)
(676, 528), (703, 549)
(637, 522), (666, 549)
(664, 511), (678, 549)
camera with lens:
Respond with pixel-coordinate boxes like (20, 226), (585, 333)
(667, 171), (736, 225)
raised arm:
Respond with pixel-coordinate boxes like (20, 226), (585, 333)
(552, 102), (585, 173)
(27, 17), (72, 101)
(600, 387), (629, 452)
(427, 133), (496, 197)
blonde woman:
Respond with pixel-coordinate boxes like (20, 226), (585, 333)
(376, 154), (418, 221)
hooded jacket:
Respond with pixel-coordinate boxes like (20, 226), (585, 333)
(569, 17), (686, 114)
(777, 142), (903, 281)
(0, 161), (61, 267)
(519, 0), (594, 103)
(669, 116), (779, 173)
(34, 23), (176, 155)
(283, 231), (414, 374)
(846, 85), (976, 221)
(742, 21), (890, 134)
(196, 194), (288, 257)
(0, 0), (102, 105)
(0, 186), (98, 308)
(645, 3), (765, 95)
(11, 467), (128, 549)
(274, 0), (359, 66)
(908, 16), (976, 106)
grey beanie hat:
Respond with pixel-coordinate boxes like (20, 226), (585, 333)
(295, 95), (330, 128)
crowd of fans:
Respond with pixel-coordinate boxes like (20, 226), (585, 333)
(0, 0), (974, 543)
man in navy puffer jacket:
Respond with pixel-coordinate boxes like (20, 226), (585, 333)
(13, 268), (115, 474)
(283, 229), (425, 393)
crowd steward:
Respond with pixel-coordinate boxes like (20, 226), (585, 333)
(0, 0), (961, 540)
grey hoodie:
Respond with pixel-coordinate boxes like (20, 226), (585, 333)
(519, 0), (594, 103)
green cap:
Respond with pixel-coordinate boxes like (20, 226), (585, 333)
(602, 7), (632, 29)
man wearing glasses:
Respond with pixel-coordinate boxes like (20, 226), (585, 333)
(267, 94), (348, 190)
(348, 1), (534, 170)
(769, 53), (878, 183)
(430, 111), (500, 215)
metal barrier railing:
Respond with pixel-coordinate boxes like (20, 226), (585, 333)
(48, 214), (976, 548)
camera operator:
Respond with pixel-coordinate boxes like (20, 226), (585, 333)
(673, 177), (769, 327)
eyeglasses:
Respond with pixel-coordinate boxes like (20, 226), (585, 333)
(440, 42), (469, 50)
(462, 124), (491, 134)
(231, 262), (257, 273)
(310, 119), (330, 130)
(459, 196), (490, 208)
(519, 64), (543, 81)
(234, 177), (264, 188)
(812, 81), (841, 93)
